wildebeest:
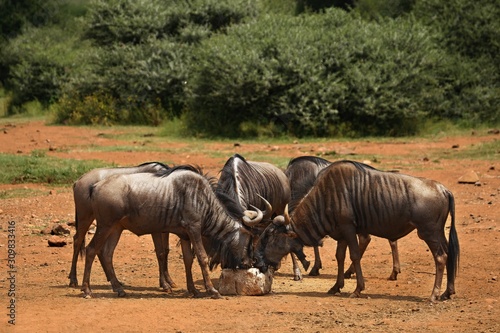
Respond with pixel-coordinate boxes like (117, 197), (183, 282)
(68, 162), (175, 291)
(216, 154), (309, 280)
(285, 156), (402, 280)
(82, 165), (265, 299)
(255, 160), (459, 302)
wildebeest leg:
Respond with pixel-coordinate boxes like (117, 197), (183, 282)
(290, 254), (303, 281)
(99, 226), (126, 297)
(180, 238), (200, 297)
(344, 234), (371, 279)
(346, 233), (365, 298)
(328, 239), (348, 295)
(187, 230), (221, 299)
(308, 246), (323, 276)
(420, 231), (448, 302)
(388, 240), (401, 280)
(81, 224), (114, 298)
(69, 209), (94, 287)
(162, 232), (177, 288)
(151, 232), (175, 292)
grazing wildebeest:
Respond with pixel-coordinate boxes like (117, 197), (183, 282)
(68, 162), (176, 292)
(216, 154), (309, 280)
(285, 156), (402, 280)
(82, 165), (265, 299)
(255, 160), (459, 302)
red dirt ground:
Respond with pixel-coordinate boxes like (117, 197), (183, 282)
(0, 120), (499, 332)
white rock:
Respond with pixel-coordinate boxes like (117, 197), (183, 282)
(218, 268), (273, 296)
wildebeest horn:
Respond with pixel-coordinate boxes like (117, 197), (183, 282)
(242, 205), (264, 227)
(256, 194), (273, 220)
(283, 204), (291, 225)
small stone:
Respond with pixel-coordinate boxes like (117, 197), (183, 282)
(51, 224), (70, 235)
(48, 236), (67, 247)
(458, 170), (480, 184)
(452, 144), (459, 149)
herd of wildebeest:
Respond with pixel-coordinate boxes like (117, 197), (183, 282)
(67, 154), (459, 302)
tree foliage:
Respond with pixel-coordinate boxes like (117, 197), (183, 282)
(0, 0), (498, 135)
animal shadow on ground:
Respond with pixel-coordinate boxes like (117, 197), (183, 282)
(56, 284), (199, 299)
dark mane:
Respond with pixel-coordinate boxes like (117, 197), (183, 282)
(137, 161), (170, 169)
(331, 160), (377, 172)
(215, 154), (252, 210)
(156, 164), (204, 178)
(214, 190), (246, 221)
(286, 156), (331, 212)
(286, 155), (330, 169)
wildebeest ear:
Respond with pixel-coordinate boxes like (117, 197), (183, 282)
(285, 230), (298, 238)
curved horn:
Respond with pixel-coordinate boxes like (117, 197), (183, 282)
(256, 194), (273, 220)
(283, 204), (291, 225)
(242, 205), (264, 227)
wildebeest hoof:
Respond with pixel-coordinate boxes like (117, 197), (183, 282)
(308, 268), (320, 276)
(117, 289), (127, 297)
(161, 286), (173, 293)
(349, 292), (362, 298)
(69, 280), (78, 288)
(439, 290), (453, 301)
(83, 293), (93, 299)
(328, 286), (341, 295)
(167, 281), (178, 289)
(210, 292), (222, 299)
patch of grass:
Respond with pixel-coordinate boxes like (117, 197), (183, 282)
(441, 140), (500, 160)
(0, 188), (47, 199)
(0, 152), (111, 185)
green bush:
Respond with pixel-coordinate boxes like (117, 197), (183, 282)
(0, 25), (85, 113)
(185, 10), (454, 137)
(83, 0), (257, 46)
(413, 0), (500, 69)
(56, 38), (188, 125)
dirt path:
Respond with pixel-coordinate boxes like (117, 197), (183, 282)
(0, 121), (499, 332)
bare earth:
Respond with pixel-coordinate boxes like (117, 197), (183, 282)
(0, 121), (499, 333)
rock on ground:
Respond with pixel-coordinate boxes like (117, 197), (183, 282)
(218, 268), (273, 296)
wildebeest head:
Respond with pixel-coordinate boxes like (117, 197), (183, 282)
(254, 206), (308, 273)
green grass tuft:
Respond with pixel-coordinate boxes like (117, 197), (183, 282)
(0, 152), (111, 185)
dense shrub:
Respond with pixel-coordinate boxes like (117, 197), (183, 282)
(83, 0), (257, 46)
(0, 26), (84, 113)
(55, 38), (188, 125)
(186, 10), (454, 137)
(413, 0), (500, 67)
(1, 0), (498, 135)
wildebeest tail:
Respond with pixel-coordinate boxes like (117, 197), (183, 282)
(447, 191), (459, 281)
